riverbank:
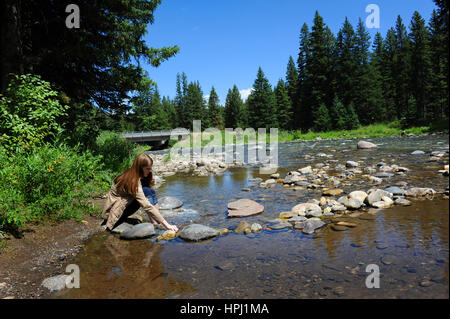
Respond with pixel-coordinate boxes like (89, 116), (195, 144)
(166, 122), (447, 151)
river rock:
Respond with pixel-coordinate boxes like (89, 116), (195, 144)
(110, 222), (134, 234)
(178, 224), (218, 242)
(41, 275), (72, 292)
(366, 189), (393, 206)
(323, 189), (343, 196)
(357, 141), (378, 149)
(158, 196), (184, 210)
(120, 223), (156, 240)
(349, 191), (368, 203)
(302, 219), (326, 235)
(374, 172), (394, 178)
(288, 216), (308, 224)
(395, 198), (412, 206)
(344, 197), (363, 210)
(384, 186), (405, 196)
(337, 222), (357, 227)
(346, 161), (359, 168)
(331, 224), (347, 231)
(299, 166), (313, 175)
(235, 221), (252, 234)
(371, 201), (391, 209)
(411, 150), (425, 155)
(404, 187), (436, 197)
(227, 199), (264, 217)
(279, 212), (298, 219)
(381, 196), (394, 205)
(267, 219), (292, 230)
(292, 203), (322, 216)
(251, 223), (263, 233)
(331, 204), (346, 212)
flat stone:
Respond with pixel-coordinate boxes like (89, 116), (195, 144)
(411, 150), (425, 155)
(337, 222), (357, 227)
(279, 211), (298, 219)
(158, 196), (184, 210)
(323, 189), (343, 196)
(267, 219), (292, 230)
(331, 225), (347, 231)
(395, 198), (412, 206)
(120, 223), (156, 240)
(288, 215), (308, 224)
(419, 280), (433, 287)
(292, 203), (321, 215)
(178, 224), (218, 242)
(227, 199), (264, 217)
(371, 201), (391, 209)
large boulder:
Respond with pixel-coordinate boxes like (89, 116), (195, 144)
(357, 141), (378, 149)
(178, 224), (218, 242)
(227, 199), (264, 217)
(158, 196), (184, 210)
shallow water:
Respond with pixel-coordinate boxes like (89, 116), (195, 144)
(57, 135), (449, 299)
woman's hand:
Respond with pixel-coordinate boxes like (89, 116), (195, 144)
(151, 178), (155, 186)
(165, 224), (178, 232)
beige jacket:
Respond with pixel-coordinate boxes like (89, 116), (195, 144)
(102, 180), (164, 230)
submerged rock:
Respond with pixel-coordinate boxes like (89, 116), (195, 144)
(158, 196), (184, 210)
(302, 219), (326, 235)
(404, 187), (436, 197)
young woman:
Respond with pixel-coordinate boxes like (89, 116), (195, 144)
(102, 153), (178, 232)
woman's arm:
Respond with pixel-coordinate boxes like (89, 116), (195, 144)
(135, 183), (178, 232)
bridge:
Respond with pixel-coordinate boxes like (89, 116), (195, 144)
(121, 129), (190, 148)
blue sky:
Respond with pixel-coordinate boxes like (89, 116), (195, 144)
(142, 0), (438, 105)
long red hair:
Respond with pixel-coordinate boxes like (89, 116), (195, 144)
(114, 154), (153, 195)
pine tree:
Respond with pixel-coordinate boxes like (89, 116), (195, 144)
(330, 96), (348, 130)
(207, 86), (223, 129)
(162, 96), (177, 128)
(393, 15), (411, 120)
(184, 81), (205, 130)
(369, 32), (387, 123)
(296, 23), (310, 130)
(335, 17), (357, 109)
(383, 28), (398, 120)
(409, 11), (431, 122)
(313, 103), (331, 131)
(247, 67), (277, 129)
(224, 85), (243, 128)
(353, 18), (372, 124)
(285, 56), (298, 129)
(274, 79), (293, 130)
(304, 12), (335, 131)
(428, 9), (449, 120)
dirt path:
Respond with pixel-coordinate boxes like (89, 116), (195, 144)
(0, 201), (105, 299)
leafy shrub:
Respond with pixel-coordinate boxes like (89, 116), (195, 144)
(0, 143), (105, 231)
(0, 74), (68, 153)
(93, 131), (151, 174)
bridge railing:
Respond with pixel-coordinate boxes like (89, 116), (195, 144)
(121, 129), (191, 139)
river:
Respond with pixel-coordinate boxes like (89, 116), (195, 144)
(56, 135), (449, 299)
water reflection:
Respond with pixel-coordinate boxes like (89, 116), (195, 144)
(57, 233), (194, 299)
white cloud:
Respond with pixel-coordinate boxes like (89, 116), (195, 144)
(239, 88), (254, 101)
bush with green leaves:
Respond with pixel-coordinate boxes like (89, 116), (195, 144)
(0, 74), (68, 152)
(0, 143), (107, 231)
(93, 131), (151, 174)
